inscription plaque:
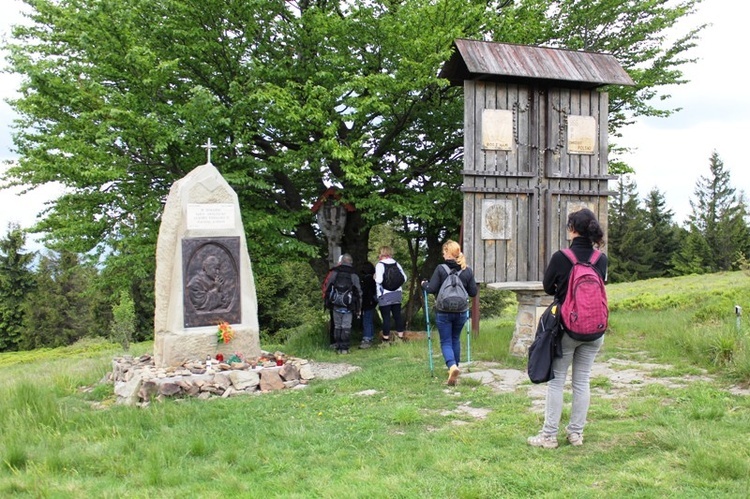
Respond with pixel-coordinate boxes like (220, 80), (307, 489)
(482, 109), (514, 151)
(182, 237), (241, 327)
(187, 203), (235, 230)
(567, 115), (596, 155)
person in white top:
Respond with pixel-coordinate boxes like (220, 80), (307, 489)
(374, 246), (407, 342)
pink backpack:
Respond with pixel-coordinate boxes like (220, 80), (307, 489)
(560, 248), (608, 336)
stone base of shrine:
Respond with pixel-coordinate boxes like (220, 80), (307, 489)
(487, 281), (553, 357)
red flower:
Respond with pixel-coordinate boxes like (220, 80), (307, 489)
(216, 353), (224, 362)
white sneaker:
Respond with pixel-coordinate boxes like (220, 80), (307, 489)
(567, 432), (583, 446)
(527, 433), (558, 449)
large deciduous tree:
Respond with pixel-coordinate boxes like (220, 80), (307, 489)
(4, 0), (704, 329)
(541, 0), (705, 133)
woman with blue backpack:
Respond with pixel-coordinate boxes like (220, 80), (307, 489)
(528, 208), (608, 449)
(422, 240), (478, 386)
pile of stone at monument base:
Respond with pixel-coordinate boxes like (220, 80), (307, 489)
(109, 352), (316, 407)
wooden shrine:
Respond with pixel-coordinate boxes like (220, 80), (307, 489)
(439, 39), (634, 355)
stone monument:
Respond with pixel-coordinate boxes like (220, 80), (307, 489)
(154, 140), (261, 367)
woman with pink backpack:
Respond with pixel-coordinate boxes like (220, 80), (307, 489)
(528, 208), (608, 449)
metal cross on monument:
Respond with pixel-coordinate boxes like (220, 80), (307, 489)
(201, 138), (216, 164)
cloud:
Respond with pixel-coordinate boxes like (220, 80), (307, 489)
(618, 117), (748, 225)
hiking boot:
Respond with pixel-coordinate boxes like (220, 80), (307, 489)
(527, 433), (558, 449)
(567, 432), (583, 446)
(447, 365), (460, 386)
(359, 340), (372, 349)
(396, 332), (405, 341)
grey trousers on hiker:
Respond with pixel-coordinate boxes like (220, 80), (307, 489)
(542, 333), (604, 436)
(332, 309), (353, 350)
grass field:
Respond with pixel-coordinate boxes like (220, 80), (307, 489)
(1, 272), (749, 497)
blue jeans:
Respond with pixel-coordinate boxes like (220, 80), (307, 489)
(542, 333), (604, 436)
(362, 308), (375, 342)
(436, 311), (468, 369)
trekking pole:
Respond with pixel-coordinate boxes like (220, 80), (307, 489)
(465, 309), (472, 364)
(423, 288), (434, 377)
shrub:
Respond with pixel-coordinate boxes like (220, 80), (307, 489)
(479, 286), (514, 319)
(110, 290), (136, 351)
(255, 261), (322, 338)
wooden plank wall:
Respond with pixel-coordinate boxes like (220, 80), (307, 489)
(543, 88), (611, 264)
(463, 82), (612, 283)
(462, 80), (537, 283)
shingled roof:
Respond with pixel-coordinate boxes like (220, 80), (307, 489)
(439, 39), (634, 89)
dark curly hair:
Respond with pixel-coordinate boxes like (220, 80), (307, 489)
(567, 208), (604, 246)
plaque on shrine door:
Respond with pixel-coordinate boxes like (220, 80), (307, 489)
(481, 199), (513, 240)
(567, 115), (596, 155)
(482, 109), (514, 151)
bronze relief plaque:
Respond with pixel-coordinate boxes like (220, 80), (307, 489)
(182, 237), (241, 328)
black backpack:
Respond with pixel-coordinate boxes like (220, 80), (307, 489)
(381, 262), (405, 291)
(328, 269), (357, 310)
(527, 301), (563, 384)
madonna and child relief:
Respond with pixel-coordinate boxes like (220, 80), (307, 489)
(482, 199), (513, 240)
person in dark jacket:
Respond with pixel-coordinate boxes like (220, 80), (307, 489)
(422, 240), (478, 386)
(321, 265), (337, 348)
(324, 254), (362, 354)
(528, 208), (608, 449)
(358, 261), (378, 349)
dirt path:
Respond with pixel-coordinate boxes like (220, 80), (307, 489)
(311, 357), (750, 417)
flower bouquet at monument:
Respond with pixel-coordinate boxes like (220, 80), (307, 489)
(217, 321), (235, 344)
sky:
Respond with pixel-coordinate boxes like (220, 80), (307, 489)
(615, 0), (747, 223)
(0, 0), (744, 249)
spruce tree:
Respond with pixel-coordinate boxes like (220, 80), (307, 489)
(672, 229), (712, 275)
(21, 250), (96, 349)
(608, 176), (652, 282)
(684, 151), (750, 272)
(643, 188), (680, 277)
(0, 224), (35, 351)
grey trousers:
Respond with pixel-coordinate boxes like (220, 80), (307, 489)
(333, 310), (353, 350)
(542, 333), (604, 436)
